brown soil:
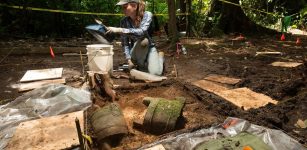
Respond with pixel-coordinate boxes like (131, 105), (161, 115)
(0, 34), (306, 149)
(86, 80), (221, 149)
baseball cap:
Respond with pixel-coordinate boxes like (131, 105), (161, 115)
(116, 0), (140, 5)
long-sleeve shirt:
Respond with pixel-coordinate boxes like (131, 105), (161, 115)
(120, 11), (154, 59)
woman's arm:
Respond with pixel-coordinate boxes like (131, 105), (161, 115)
(122, 11), (152, 37)
(122, 41), (131, 59)
(120, 19), (132, 60)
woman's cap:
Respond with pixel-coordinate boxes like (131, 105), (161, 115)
(116, 0), (140, 5)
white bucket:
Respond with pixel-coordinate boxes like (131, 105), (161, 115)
(86, 44), (114, 73)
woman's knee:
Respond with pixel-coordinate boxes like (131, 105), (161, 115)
(141, 38), (149, 47)
(147, 47), (163, 75)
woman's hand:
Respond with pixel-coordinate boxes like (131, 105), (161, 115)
(127, 59), (135, 70)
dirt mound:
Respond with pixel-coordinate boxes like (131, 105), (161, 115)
(85, 80), (222, 149)
(246, 91), (307, 144)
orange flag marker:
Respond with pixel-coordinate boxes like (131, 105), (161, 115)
(239, 34), (244, 40)
(49, 46), (55, 58)
(280, 33), (285, 41)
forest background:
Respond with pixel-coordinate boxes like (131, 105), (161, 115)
(0, 0), (306, 38)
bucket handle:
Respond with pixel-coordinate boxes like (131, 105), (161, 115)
(87, 51), (98, 64)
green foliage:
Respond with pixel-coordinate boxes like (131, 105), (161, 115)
(299, 5), (307, 28)
(0, 0), (306, 37)
(189, 0), (306, 36)
(0, 0), (170, 37)
(190, 0), (211, 37)
(146, 0), (168, 28)
(207, 14), (224, 37)
(240, 0), (306, 31)
(301, 6), (307, 16)
(240, 0), (280, 30)
(80, 0), (122, 26)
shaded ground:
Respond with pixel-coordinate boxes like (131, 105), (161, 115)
(0, 34), (306, 148)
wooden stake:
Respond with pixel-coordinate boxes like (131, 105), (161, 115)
(80, 51), (85, 76)
(173, 64), (178, 78)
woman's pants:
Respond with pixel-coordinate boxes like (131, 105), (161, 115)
(130, 38), (164, 76)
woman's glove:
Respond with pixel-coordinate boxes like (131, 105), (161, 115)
(106, 27), (124, 34)
(127, 59), (135, 70)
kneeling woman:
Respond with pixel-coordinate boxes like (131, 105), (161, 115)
(107, 0), (164, 76)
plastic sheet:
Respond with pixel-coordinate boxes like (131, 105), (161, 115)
(139, 117), (306, 150)
(85, 24), (115, 44)
(0, 84), (91, 149)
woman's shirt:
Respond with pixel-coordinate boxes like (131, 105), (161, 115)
(120, 11), (154, 60)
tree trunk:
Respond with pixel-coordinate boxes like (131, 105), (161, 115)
(178, 0), (187, 33)
(204, 0), (277, 34)
(218, 0), (247, 33)
(88, 71), (116, 102)
(167, 0), (179, 50)
(186, 0), (192, 36)
(179, 0), (186, 13)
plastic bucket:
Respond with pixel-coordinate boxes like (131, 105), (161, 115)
(86, 44), (113, 73)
